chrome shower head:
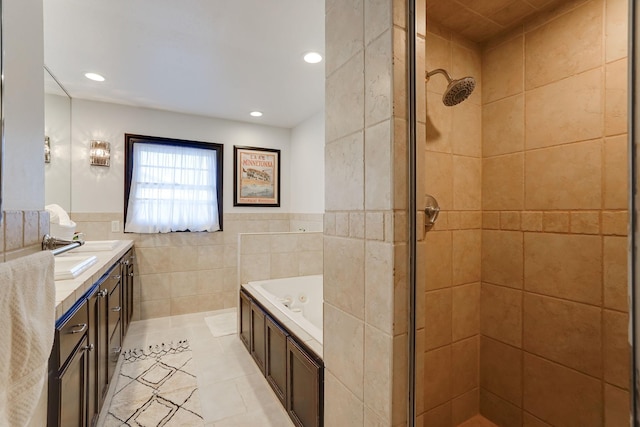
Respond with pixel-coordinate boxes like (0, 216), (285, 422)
(426, 68), (476, 106)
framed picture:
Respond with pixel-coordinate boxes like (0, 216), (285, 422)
(234, 146), (281, 207)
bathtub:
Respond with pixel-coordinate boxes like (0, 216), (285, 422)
(243, 275), (323, 345)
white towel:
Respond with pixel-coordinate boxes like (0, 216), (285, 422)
(0, 252), (55, 427)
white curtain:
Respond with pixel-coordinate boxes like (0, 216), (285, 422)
(124, 143), (220, 233)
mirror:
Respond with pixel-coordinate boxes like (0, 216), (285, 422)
(44, 67), (71, 211)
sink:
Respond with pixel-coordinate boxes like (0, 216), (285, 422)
(71, 240), (119, 252)
(54, 255), (98, 280)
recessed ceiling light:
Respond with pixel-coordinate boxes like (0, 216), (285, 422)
(84, 72), (105, 82)
(250, 111), (263, 117)
(303, 52), (323, 64)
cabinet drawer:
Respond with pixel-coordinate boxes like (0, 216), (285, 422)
(55, 302), (89, 370)
(107, 283), (121, 339)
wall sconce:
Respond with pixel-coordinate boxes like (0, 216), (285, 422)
(90, 140), (110, 167)
(44, 136), (51, 163)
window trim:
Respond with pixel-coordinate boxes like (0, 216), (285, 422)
(124, 133), (224, 232)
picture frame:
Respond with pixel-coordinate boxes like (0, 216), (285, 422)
(233, 146), (281, 207)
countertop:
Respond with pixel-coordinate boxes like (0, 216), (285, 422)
(54, 240), (134, 319)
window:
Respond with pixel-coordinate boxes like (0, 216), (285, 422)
(124, 134), (223, 233)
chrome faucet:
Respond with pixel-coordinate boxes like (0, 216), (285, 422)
(42, 234), (85, 255)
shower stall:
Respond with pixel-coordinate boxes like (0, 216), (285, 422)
(322, 0), (635, 425)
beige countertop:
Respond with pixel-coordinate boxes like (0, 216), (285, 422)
(54, 240), (134, 319)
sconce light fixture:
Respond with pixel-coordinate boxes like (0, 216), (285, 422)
(90, 140), (110, 167)
(44, 136), (51, 163)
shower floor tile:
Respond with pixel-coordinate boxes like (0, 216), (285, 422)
(458, 415), (499, 427)
(97, 309), (294, 427)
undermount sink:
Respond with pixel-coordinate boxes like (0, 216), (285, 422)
(54, 255), (98, 280)
(71, 240), (119, 252)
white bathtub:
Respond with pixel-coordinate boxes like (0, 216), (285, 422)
(244, 275), (323, 345)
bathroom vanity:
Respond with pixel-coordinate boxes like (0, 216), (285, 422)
(47, 241), (134, 427)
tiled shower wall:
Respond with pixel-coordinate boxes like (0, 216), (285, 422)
(420, 19), (483, 425)
(477, 0), (629, 425)
(71, 212), (322, 320)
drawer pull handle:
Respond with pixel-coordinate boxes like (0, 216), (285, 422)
(68, 323), (87, 334)
(112, 306), (122, 312)
(83, 343), (95, 352)
(129, 273), (134, 277)
(113, 275), (122, 280)
(112, 346), (122, 355)
(123, 260), (130, 266)
(98, 289), (108, 297)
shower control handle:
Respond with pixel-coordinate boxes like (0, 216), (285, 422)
(424, 194), (440, 230)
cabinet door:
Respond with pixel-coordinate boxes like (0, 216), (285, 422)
(96, 285), (109, 403)
(121, 250), (135, 336)
(86, 288), (99, 427)
(239, 291), (251, 350)
(54, 335), (89, 427)
(250, 301), (266, 374)
(265, 315), (288, 406)
(287, 338), (322, 427)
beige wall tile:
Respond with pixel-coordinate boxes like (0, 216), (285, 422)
(426, 32), (452, 95)
(425, 288), (452, 350)
(525, 140), (602, 210)
(171, 294), (221, 315)
(139, 299), (171, 319)
(325, 0), (364, 76)
(483, 95), (524, 157)
(483, 212), (500, 229)
(326, 52), (365, 142)
(452, 336), (479, 396)
(500, 211), (521, 230)
(424, 345), (452, 410)
(325, 132), (365, 210)
(452, 283), (480, 341)
(392, 333), (409, 425)
(523, 293), (602, 377)
(604, 384), (630, 427)
(336, 212), (350, 237)
(604, 135), (628, 209)
(524, 0), (602, 89)
(480, 389), (523, 426)
(365, 0), (392, 45)
(364, 326), (392, 421)
(453, 156), (481, 210)
(23, 210), (39, 246)
(452, 42), (482, 106)
(605, 0), (628, 63)
(423, 402), (451, 427)
(605, 59), (628, 136)
(603, 309), (630, 389)
(324, 371), (365, 426)
(395, 118), (409, 210)
(139, 273), (172, 301)
(365, 120), (392, 210)
(324, 303), (364, 399)
(393, 27), (407, 120)
(521, 211), (543, 232)
(452, 230), (481, 285)
(366, 212), (385, 240)
(350, 212), (366, 239)
(524, 232), (602, 304)
(481, 283), (522, 347)
(481, 336), (522, 406)
(365, 241), (394, 333)
(426, 91), (453, 153)
(570, 211), (600, 234)
(482, 35), (523, 104)
(324, 236), (365, 319)
(542, 211), (569, 233)
(604, 236), (628, 312)
(270, 252), (299, 278)
(525, 69), (603, 149)
(602, 210), (628, 235)
(482, 230), (523, 289)
(425, 152), (453, 209)
(452, 102), (482, 157)
(483, 154), (524, 210)
(452, 388), (479, 426)
(4, 211), (23, 251)
(425, 231), (452, 291)
(523, 353), (602, 427)
(365, 30), (392, 125)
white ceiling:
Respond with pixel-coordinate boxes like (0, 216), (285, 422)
(43, 0), (325, 129)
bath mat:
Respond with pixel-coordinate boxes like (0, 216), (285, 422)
(204, 310), (237, 337)
(103, 340), (204, 427)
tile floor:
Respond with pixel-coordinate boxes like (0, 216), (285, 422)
(97, 309), (294, 427)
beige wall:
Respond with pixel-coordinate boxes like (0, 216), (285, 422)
(72, 212), (322, 320)
(420, 18), (483, 425)
(478, 0), (629, 425)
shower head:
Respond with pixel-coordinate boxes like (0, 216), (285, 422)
(426, 68), (476, 106)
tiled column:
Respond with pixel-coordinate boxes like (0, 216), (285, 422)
(324, 0), (410, 425)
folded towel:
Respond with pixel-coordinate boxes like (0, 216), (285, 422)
(45, 204), (71, 226)
(0, 252), (55, 427)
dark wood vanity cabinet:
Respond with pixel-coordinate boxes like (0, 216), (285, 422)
(49, 249), (134, 427)
(287, 338), (322, 427)
(240, 289), (323, 427)
(48, 299), (90, 427)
